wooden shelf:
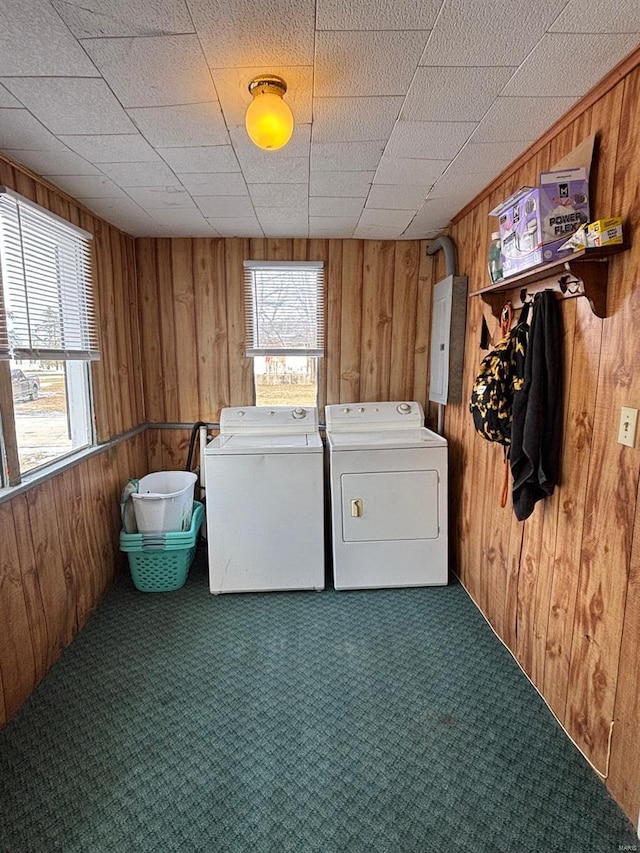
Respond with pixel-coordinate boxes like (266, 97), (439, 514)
(470, 245), (627, 319)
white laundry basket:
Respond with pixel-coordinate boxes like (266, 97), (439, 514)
(131, 471), (197, 534)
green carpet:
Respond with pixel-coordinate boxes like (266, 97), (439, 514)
(0, 547), (636, 852)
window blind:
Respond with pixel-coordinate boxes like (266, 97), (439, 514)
(243, 260), (324, 357)
(0, 188), (99, 361)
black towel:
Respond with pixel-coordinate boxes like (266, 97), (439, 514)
(510, 290), (562, 521)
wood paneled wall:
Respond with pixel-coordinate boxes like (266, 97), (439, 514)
(0, 156), (147, 727)
(445, 64), (640, 824)
(135, 237), (435, 424)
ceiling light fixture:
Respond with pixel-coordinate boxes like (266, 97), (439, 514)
(245, 75), (294, 151)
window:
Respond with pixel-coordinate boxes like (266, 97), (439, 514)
(0, 188), (98, 485)
(244, 260), (324, 407)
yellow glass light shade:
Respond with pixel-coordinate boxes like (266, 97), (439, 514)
(245, 76), (294, 151)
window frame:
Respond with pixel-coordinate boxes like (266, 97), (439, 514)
(0, 188), (98, 488)
(243, 260), (325, 408)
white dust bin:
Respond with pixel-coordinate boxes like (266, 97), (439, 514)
(131, 471), (197, 534)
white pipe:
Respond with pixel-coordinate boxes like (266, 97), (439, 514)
(199, 425), (208, 492)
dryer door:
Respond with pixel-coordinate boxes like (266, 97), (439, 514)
(340, 470), (439, 542)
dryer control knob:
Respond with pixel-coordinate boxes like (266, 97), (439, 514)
(343, 407), (351, 414)
(397, 403), (411, 414)
(292, 407), (306, 419)
(358, 407), (365, 413)
(238, 410), (245, 416)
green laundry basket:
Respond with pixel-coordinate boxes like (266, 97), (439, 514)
(120, 502), (204, 592)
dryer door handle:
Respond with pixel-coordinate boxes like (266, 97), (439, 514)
(350, 498), (363, 518)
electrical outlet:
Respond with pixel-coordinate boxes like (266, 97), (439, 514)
(618, 407), (638, 447)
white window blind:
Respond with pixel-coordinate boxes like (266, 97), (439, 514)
(0, 188), (99, 361)
(244, 260), (325, 357)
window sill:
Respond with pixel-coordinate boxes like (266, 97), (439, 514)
(0, 424), (146, 506)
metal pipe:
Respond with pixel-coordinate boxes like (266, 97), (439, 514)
(426, 235), (457, 277)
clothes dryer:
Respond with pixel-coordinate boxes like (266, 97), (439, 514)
(325, 401), (447, 590)
(206, 406), (324, 594)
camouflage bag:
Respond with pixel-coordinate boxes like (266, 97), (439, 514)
(469, 301), (530, 447)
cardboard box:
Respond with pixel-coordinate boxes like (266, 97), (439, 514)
(586, 217), (623, 247)
(539, 168), (590, 263)
(489, 186), (543, 276)
(490, 168), (590, 276)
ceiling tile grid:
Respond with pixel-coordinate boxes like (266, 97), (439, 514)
(0, 0), (637, 238)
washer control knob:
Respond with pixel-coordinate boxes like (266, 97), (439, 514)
(238, 410), (245, 416)
(358, 407), (365, 413)
(268, 410), (275, 416)
(343, 407), (351, 414)
(292, 407), (306, 419)
(397, 403), (412, 414)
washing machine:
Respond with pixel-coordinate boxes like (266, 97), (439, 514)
(205, 405), (324, 594)
(326, 401), (448, 590)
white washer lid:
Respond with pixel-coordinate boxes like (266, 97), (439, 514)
(206, 431), (323, 455)
(219, 405), (319, 435)
(327, 427), (446, 451)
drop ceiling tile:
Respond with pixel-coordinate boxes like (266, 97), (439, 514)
(427, 170), (498, 200)
(150, 220), (221, 237)
(0, 84), (21, 108)
(309, 171), (374, 197)
(314, 31), (429, 97)
(157, 146), (240, 173)
(254, 207), (308, 226)
(449, 140), (526, 175)
(373, 157), (448, 185)
(52, 0), (195, 38)
(309, 216), (360, 232)
(149, 208), (213, 228)
(359, 208), (415, 230)
(79, 196), (155, 229)
(189, 0), (316, 68)
(1, 78), (136, 136)
(127, 102), (229, 148)
(309, 197), (365, 217)
(81, 35), (217, 108)
(311, 97), (403, 143)
(316, 0), (440, 30)
(0, 0), (100, 76)
(404, 201), (452, 231)
(401, 67), (515, 123)
(0, 110), (67, 151)
(471, 96), (578, 144)
(352, 224), (404, 240)
(125, 186), (198, 209)
(551, 0), (640, 32)
(311, 141), (385, 172)
(212, 66), (313, 126)
(239, 157), (310, 185)
(195, 196), (255, 218)
(179, 172), (248, 195)
(503, 33), (640, 97)
(44, 174), (127, 199)
(258, 225), (310, 238)
(98, 161), (181, 188)
(420, 0), (569, 66)
(206, 217), (263, 237)
(421, 192), (478, 221)
(386, 122), (477, 160)
(4, 148), (100, 176)
(367, 184), (431, 210)
(248, 184), (308, 208)
(60, 134), (161, 163)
